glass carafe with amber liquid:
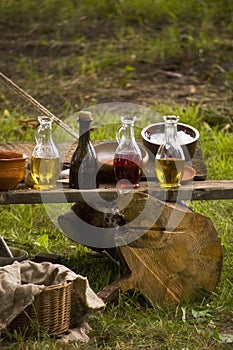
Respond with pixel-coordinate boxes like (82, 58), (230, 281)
(113, 115), (142, 189)
(31, 116), (60, 190)
(155, 115), (185, 188)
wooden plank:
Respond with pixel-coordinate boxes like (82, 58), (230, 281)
(0, 180), (233, 205)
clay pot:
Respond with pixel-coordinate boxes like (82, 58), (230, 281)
(0, 151), (27, 190)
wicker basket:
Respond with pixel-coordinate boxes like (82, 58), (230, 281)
(10, 281), (72, 336)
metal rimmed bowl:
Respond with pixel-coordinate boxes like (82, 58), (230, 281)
(141, 122), (200, 159)
(0, 247), (28, 266)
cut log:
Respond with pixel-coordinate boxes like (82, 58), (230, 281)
(59, 192), (222, 306)
(117, 192), (223, 305)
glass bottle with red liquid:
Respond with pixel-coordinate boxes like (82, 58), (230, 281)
(113, 115), (142, 189)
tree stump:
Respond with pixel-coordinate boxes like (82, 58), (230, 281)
(117, 192), (223, 305)
(58, 192), (223, 306)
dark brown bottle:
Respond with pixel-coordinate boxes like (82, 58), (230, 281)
(69, 111), (99, 189)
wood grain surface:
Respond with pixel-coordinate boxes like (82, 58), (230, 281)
(117, 192), (223, 305)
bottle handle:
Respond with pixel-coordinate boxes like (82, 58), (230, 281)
(116, 125), (124, 144)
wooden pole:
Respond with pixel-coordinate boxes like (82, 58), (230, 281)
(0, 72), (78, 140)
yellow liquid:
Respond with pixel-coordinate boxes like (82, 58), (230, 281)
(31, 156), (60, 190)
(155, 158), (185, 188)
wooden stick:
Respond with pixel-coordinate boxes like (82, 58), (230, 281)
(0, 72), (78, 140)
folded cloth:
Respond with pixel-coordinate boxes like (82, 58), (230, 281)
(0, 260), (105, 341)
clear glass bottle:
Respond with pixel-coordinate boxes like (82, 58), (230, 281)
(69, 111), (99, 189)
(113, 115), (142, 189)
(31, 116), (60, 190)
(155, 115), (185, 188)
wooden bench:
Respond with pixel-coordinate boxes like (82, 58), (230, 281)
(0, 141), (233, 204)
(0, 141), (232, 305)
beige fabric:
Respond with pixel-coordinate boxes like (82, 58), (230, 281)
(0, 260), (105, 341)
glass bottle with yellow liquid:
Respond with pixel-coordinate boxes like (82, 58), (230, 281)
(31, 116), (60, 190)
(155, 115), (185, 188)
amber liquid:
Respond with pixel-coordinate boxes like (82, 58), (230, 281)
(113, 154), (142, 189)
(155, 158), (185, 188)
(31, 156), (60, 190)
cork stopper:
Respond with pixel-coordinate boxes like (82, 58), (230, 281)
(78, 111), (92, 121)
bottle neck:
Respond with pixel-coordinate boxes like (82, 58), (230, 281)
(36, 121), (53, 144)
(121, 122), (135, 141)
(79, 120), (91, 145)
(164, 121), (178, 146)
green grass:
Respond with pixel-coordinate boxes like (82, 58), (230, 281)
(0, 105), (232, 349)
(0, 0), (233, 349)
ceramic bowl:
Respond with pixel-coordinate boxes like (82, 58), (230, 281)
(95, 140), (149, 182)
(0, 247), (28, 266)
(141, 122), (199, 159)
(0, 151), (27, 190)
(181, 165), (196, 183)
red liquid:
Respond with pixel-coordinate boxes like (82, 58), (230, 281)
(113, 154), (142, 188)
